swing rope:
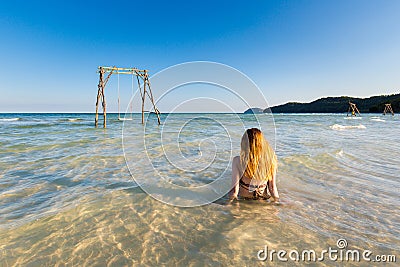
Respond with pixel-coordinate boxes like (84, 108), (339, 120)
(130, 73), (134, 119)
(117, 70), (135, 121)
(117, 71), (120, 120)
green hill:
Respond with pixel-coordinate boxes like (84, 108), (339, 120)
(243, 108), (264, 114)
(268, 93), (400, 113)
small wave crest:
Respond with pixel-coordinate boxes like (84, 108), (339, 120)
(67, 118), (82, 122)
(0, 117), (20, 122)
(344, 117), (362, 120)
(370, 118), (385, 122)
(330, 124), (366, 130)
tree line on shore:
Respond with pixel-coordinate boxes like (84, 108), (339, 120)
(244, 93), (400, 114)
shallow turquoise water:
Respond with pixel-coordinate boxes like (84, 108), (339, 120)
(0, 113), (399, 265)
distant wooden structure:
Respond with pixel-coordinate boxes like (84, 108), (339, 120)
(383, 103), (394, 116)
(347, 101), (360, 117)
(95, 66), (160, 128)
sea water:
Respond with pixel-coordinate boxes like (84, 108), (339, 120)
(0, 113), (399, 266)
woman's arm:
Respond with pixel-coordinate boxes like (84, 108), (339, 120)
(229, 156), (240, 200)
(268, 171), (279, 201)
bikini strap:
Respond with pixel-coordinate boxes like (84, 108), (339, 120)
(239, 178), (267, 189)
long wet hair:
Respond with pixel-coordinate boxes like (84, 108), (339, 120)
(240, 128), (277, 182)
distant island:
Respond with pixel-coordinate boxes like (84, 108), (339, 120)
(243, 108), (264, 114)
(244, 93), (399, 114)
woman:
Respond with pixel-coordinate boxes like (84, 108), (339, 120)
(229, 128), (279, 202)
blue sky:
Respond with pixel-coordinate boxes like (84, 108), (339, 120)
(0, 0), (399, 112)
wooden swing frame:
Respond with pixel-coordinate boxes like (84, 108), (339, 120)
(95, 66), (161, 128)
(347, 101), (361, 117)
(383, 103), (394, 116)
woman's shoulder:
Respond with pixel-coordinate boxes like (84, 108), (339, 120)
(232, 156), (240, 170)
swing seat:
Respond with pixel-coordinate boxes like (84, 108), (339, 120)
(118, 117), (133, 121)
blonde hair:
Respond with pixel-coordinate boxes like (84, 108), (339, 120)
(240, 128), (277, 182)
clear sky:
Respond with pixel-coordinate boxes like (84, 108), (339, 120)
(0, 0), (399, 112)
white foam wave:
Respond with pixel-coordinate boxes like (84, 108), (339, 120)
(370, 118), (385, 122)
(67, 118), (82, 122)
(344, 117), (362, 120)
(330, 124), (366, 130)
(0, 118), (20, 122)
